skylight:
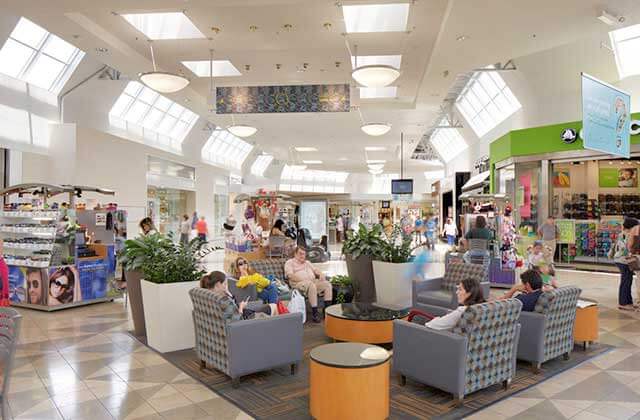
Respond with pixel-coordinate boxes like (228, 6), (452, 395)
(350, 55), (402, 69)
(109, 81), (198, 151)
(359, 86), (398, 99)
(610, 24), (640, 79)
(202, 129), (253, 170)
(456, 70), (522, 137)
(279, 165), (349, 193)
(251, 155), (273, 177)
(342, 4), (410, 33)
(121, 12), (204, 40)
(181, 60), (241, 77)
(424, 170), (445, 179)
(0, 17), (85, 93)
(429, 118), (468, 163)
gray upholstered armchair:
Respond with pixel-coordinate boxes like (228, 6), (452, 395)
(227, 258), (292, 302)
(413, 262), (489, 311)
(189, 288), (303, 386)
(517, 286), (581, 371)
(393, 299), (522, 402)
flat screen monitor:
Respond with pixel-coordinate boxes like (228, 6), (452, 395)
(391, 179), (413, 195)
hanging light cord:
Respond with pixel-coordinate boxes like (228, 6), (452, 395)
(148, 41), (157, 71)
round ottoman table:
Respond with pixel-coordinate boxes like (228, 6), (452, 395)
(309, 342), (390, 420)
(324, 302), (409, 344)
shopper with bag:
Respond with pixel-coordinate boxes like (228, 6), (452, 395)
(617, 218), (640, 310)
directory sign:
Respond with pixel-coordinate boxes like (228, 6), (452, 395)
(581, 73), (631, 158)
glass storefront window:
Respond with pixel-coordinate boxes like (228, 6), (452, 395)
(147, 186), (193, 238)
(213, 194), (228, 238)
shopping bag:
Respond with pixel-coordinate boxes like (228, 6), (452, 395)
(287, 289), (306, 323)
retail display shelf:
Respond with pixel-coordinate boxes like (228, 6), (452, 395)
(0, 211), (59, 219)
(0, 227), (56, 235)
(3, 242), (54, 251)
(3, 258), (50, 268)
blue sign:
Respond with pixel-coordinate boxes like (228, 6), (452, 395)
(216, 84), (350, 114)
(582, 73), (631, 158)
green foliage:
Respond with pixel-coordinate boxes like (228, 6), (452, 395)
(330, 275), (352, 287)
(342, 223), (385, 259)
(119, 233), (206, 284)
(377, 224), (414, 264)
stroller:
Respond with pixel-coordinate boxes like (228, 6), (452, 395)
(297, 228), (331, 263)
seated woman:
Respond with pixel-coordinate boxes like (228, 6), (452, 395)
(200, 271), (277, 324)
(270, 219), (286, 237)
(410, 277), (485, 330)
(232, 257), (279, 304)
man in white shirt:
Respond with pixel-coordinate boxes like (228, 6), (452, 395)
(284, 246), (333, 323)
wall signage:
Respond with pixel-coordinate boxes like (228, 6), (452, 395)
(561, 128), (577, 144)
(216, 84), (350, 114)
(95, 213), (107, 226)
(581, 72), (631, 158)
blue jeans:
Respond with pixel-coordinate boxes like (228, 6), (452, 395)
(258, 283), (279, 304)
(447, 235), (455, 246)
(616, 263), (634, 306)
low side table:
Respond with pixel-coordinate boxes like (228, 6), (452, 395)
(310, 342), (390, 420)
(324, 303), (409, 344)
(574, 301), (598, 350)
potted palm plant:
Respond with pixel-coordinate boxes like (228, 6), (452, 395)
(139, 237), (206, 353)
(372, 224), (416, 309)
(342, 224), (384, 303)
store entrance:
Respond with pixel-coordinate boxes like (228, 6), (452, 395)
(442, 191), (453, 231)
(147, 186), (195, 238)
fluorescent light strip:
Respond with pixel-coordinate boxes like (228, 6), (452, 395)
(365, 146), (387, 151)
(302, 160), (323, 164)
(367, 159), (386, 164)
(181, 60), (241, 77)
(295, 147), (318, 152)
(121, 12), (205, 40)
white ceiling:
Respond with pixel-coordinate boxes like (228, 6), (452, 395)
(2, 0), (640, 173)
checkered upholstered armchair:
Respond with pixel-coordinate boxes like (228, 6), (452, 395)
(413, 262), (490, 311)
(393, 299), (523, 402)
(189, 288), (303, 387)
(517, 286), (581, 371)
(227, 258), (291, 302)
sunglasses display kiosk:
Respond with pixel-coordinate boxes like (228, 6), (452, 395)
(0, 184), (125, 311)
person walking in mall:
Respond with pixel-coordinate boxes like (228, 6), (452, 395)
(612, 218), (639, 311)
(335, 214), (344, 243)
(195, 215), (208, 243)
(443, 218), (457, 247)
(284, 246), (333, 323)
(179, 214), (190, 246)
(537, 216), (559, 259)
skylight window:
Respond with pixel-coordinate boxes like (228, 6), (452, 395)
(424, 170), (445, 179)
(610, 24), (640, 79)
(456, 70), (521, 137)
(109, 81), (198, 151)
(350, 55), (402, 69)
(181, 60), (241, 77)
(359, 86), (398, 99)
(0, 17), (85, 93)
(121, 12), (205, 40)
(279, 165), (349, 193)
(429, 118), (468, 163)
(342, 4), (410, 33)
(202, 129), (254, 170)
(250, 155), (273, 177)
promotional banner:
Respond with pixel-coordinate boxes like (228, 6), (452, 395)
(552, 171), (570, 188)
(581, 72), (631, 158)
(216, 84), (350, 113)
(556, 219), (576, 244)
(599, 167), (638, 188)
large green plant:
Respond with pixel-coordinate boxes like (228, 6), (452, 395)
(119, 233), (174, 272)
(342, 223), (385, 259)
(377, 224), (415, 263)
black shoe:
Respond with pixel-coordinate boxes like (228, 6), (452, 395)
(312, 312), (322, 323)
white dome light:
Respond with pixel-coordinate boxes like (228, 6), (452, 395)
(227, 124), (258, 137)
(352, 65), (400, 87)
(369, 168), (384, 175)
(361, 123), (391, 136)
(139, 71), (190, 93)
(368, 164), (384, 171)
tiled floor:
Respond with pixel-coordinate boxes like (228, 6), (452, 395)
(8, 247), (640, 419)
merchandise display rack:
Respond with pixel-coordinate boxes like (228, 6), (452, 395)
(0, 211), (60, 268)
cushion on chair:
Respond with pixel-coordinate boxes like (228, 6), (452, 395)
(534, 286), (581, 362)
(249, 258), (287, 282)
(443, 262), (485, 291)
(452, 299), (523, 395)
(416, 290), (455, 308)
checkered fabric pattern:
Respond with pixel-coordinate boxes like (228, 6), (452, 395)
(189, 288), (231, 376)
(249, 258), (288, 283)
(534, 286), (581, 362)
(452, 299), (523, 395)
(443, 262), (486, 291)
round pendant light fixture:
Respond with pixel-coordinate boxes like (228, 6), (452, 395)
(227, 124), (258, 138)
(361, 123), (391, 137)
(139, 42), (189, 93)
(368, 164), (384, 171)
(352, 64), (400, 88)
(368, 168), (384, 175)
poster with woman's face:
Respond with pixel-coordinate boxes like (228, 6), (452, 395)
(618, 168), (638, 188)
(48, 266), (81, 306)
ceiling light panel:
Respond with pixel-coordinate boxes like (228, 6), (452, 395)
(342, 3), (410, 33)
(302, 160), (323, 164)
(610, 24), (640, 79)
(121, 12), (205, 40)
(295, 147), (318, 152)
(365, 146), (387, 151)
(359, 86), (398, 99)
(181, 60), (241, 77)
(350, 55), (402, 69)
(367, 159), (386, 164)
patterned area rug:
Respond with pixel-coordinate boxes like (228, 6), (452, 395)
(155, 322), (611, 420)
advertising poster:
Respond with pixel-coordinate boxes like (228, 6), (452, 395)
(582, 73), (631, 158)
(552, 171), (571, 188)
(48, 266), (81, 306)
(519, 174), (532, 218)
(8, 266), (26, 303)
(556, 219), (576, 244)
(95, 212), (107, 227)
(599, 167), (638, 188)
(8, 266), (48, 305)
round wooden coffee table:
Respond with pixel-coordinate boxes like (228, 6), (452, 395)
(324, 303), (409, 344)
(310, 342), (390, 420)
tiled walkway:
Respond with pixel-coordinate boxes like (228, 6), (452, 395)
(7, 250), (640, 419)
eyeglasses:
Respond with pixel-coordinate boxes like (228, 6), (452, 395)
(28, 280), (39, 289)
(237, 261), (246, 267)
(51, 280), (69, 289)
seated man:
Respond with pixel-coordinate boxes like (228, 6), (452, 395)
(284, 246), (333, 323)
(499, 269), (543, 311)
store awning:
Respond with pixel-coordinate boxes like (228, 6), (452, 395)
(461, 171), (491, 192)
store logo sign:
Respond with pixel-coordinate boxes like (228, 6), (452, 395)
(631, 120), (640, 136)
(561, 128), (577, 144)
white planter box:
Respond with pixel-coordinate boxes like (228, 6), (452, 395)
(372, 261), (414, 309)
(140, 279), (199, 353)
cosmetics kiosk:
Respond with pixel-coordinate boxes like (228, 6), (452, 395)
(0, 184), (126, 311)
